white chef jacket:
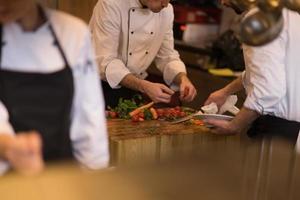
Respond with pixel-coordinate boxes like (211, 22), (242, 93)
(242, 9), (300, 123)
(0, 9), (109, 174)
(89, 0), (187, 89)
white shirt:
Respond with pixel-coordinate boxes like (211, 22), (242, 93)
(89, 0), (187, 89)
(0, 9), (109, 174)
(242, 9), (300, 122)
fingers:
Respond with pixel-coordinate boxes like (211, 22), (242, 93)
(6, 132), (44, 176)
(204, 119), (223, 127)
(155, 95), (171, 103)
(161, 85), (175, 95)
(151, 85), (174, 103)
(11, 134), (30, 154)
(180, 85), (197, 102)
(13, 132), (41, 155)
(203, 119), (236, 135)
(27, 133), (42, 155)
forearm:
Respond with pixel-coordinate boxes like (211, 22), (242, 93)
(231, 106), (260, 133)
(172, 72), (187, 85)
(222, 76), (244, 95)
(120, 74), (148, 93)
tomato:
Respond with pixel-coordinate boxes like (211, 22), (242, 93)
(131, 114), (139, 122)
(156, 109), (164, 117)
(194, 120), (204, 126)
(175, 106), (181, 112)
(170, 110), (178, 117)
(138, 117), (145, 122)
(163, 109), (171, 118)
(138, 112), (145, 118)
(169, 108), (176, 113)
(109, 111), (118, 118)
(179, 111), (186, 117)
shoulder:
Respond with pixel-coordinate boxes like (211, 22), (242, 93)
(160, 3), (175, 21)
(282, 8), (300, 24)
(46, 9), (92, 67)
(47, 9), (89, 39)
(94, 0), (123, 10)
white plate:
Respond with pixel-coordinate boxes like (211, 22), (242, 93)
(194, 114), (234, 121)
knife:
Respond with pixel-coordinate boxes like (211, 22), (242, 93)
(170, 105), (240, 125)
(170, 110), (204, 124)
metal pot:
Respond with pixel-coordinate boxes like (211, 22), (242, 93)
(284, 0), (300, 11)
(230, 0), (258, 12)
(257, 0), (284, 12)
(239, 9), (284, 46)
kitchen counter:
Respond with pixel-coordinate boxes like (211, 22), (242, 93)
(1, 128), (299, 200)
(108, 119), (242, 165)
(107, 119), (300, 200)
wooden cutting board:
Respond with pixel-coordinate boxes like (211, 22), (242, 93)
(108, 119), (211, 141)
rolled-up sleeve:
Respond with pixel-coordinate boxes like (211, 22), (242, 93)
(70, 29), (109, 169)
(89, 0), (130, 88)
(154, 5), (187, 86)
(242, 28), (287, 114)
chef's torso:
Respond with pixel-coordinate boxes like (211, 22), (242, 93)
(242, 9), (300, 122)
(89, 0), (176, 84)
(0, 8), (96, 159)
(117, 0), (172, 77)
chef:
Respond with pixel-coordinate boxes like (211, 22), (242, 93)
(0, 0), (109, 175)
(204, 2), (300, 143)
(89, 0), (197, 107)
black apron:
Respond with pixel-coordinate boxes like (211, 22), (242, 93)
(0, 23), (74, 160)
(247, 115), (300, 143)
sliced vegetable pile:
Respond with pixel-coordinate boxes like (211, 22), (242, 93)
(106, 97), (204, 125)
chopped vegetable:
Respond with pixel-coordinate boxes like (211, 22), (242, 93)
(150, 108), (158, 120)
(106, 97), (199, 124)
(129, 101), (154, 117)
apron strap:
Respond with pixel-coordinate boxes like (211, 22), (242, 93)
(39, 4), (71, 68)
(48, 24), (71, 68)
(0, 5), (71, 69)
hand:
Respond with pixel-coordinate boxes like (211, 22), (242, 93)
(204, 88), (230, 108)
(204, 119), (241, 135)
(178, 74), (197, 102)
(141, 80), (175, 103)
(4, 132), (44, 175)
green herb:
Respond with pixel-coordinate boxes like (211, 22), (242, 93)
(144, 109), (152, 120)
(110, 97), (141, 119)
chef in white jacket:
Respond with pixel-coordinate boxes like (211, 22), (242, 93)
(204, 7), (300, 143)
(89, 0), (197, 107)
(0, 0), (109, 175)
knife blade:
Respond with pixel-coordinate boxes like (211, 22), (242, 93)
(170, 110), (204, 124)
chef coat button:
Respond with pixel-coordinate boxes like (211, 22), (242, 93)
(145, 51), (149, 55)
(140, 72), (143, 76)
(150, 32), (154, 35)
(131, 31), (134, 34)
(129, 52), (132, 56)
(132, 9), (135, 12)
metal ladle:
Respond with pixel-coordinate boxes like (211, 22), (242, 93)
(238, 8), (284, 46)
(284, 0), (300, 11)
